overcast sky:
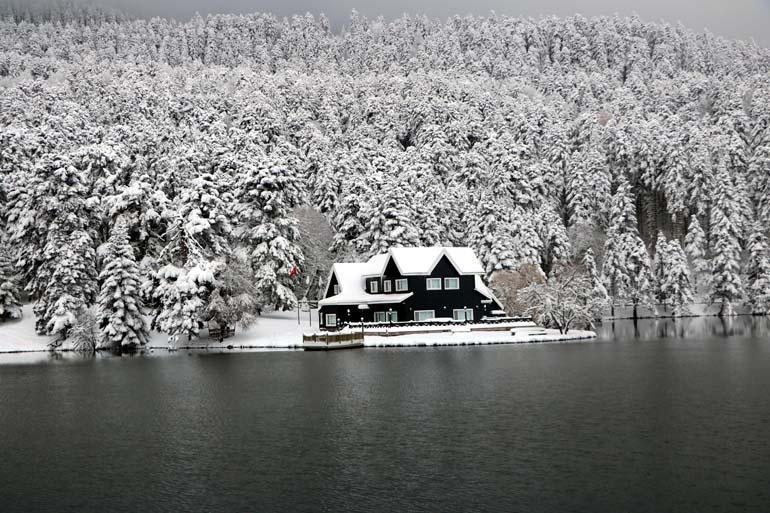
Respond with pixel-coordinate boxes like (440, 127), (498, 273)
(98, 0), (770, 47)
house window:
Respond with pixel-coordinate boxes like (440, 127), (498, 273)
(453, 309), (474, 321)
(370, 281), (379, 293)
(395, 279), (408, 292)
(426, 278), (442, 290)
(389, 312), (398, 322)
(414, 310), (435, 322)
(383, 280), (391, 293)
(325, 314), (337, 327)
(444, 277), (459, 290)
(333, 284), (340, 295)
(374, 312), (387, 323)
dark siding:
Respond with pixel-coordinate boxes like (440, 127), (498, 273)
(324, 273), (339, 299)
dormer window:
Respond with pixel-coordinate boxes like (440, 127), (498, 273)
(426, 278), (442, 290)
(383, 280), (391, 293)
(395, 279), (408, 292)
(333, 284), (340, 295)
(444, 278), (459, 290)
(370, 281), (379, 293)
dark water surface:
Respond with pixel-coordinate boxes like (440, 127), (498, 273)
(1, 317), (769, 513)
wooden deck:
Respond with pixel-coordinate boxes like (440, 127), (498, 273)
(302, 332), (364, 351)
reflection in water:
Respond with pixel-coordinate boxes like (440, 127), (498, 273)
(597, 315), (770, 340)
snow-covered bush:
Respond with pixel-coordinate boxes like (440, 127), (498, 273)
(518, 263), (593, 334)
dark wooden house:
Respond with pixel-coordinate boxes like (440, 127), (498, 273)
(318, 247), (504, 330)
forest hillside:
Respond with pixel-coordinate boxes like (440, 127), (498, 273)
(1, 2), (770, 346)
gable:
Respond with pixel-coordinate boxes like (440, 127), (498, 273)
(429, 255), (460, 277)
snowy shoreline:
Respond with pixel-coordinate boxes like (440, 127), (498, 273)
(0, 305), (597, 355)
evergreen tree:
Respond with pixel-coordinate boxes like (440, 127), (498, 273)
(582, 248), (609, 319)
(745, 224), (770, 315)
(659, 240), (694, 316)
(97, 217), (149, 350)
(360, 179), (420, 257)
(684, 215), (709, 289)
(235, 155), (303, 310)
(0, 248), (22, 321)
(708, 163), (744, 317)
(151, 260), (216, 344)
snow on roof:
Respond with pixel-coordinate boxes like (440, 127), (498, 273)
(474, 275), (503, 308)
(319, 261), (413, 307)
(364, 247), (485, 276)
(319, 247), (491, 307)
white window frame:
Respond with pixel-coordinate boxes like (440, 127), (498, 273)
(414, 310), (436, 322)
(333, 284), (340, 295)
(383, 280), (391, 293)
(395, 279), (408, 292)
(444, 277), (460, 290)
(453, 309), (474, 321)
(388, 312), (398, 323)
(370, 280), (379, 294)
(325, 314), (337, 327)
(426, 278), (442, 291)
(374, 312), (387, 323)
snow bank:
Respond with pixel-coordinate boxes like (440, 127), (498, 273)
(1, 305), (595, 355)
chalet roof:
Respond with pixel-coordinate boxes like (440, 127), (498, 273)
(318, 261), (413, 307)
(363, 247), (485, 277)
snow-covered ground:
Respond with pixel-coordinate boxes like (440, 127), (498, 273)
(0, 304), (595, 354)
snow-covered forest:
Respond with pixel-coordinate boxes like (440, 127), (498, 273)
(1, 1), (770, 348)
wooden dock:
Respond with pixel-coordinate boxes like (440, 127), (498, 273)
(302, 331), (364, 351)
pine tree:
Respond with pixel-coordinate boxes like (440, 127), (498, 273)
(582, 248), (609, 319)
(652, 231), (671, 304)
(0, 248), (22, 321)
(97, 217), (149, 350)
(235, 155), (303, 310)
(330, 178), (371, 257)
(360, 179), (420, 257)
(684, 215), (709, 290)
(602, 178), (650, 316)
(467, 197), (517, 276)
(708, 163), (744, 317)
(151, 260), (216, 344)
(745, 224), (770, 315)
(659, 240), (694, 317)
(36, 230), (97, 336)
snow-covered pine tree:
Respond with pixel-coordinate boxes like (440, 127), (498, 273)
(151, 260), (216, 344)
(582, 248), (609, 319)
(745, 223), (770, 315)
(205, 253), (259, 339)
(360, 178), (420, 257)
(37, 230), (98, 337)
(708, 162), (744, 317)
(330, 177), (371, 258)
(0, 248), (22, 321)
(235, 154), (303, 310)
(602, 177), (654, 318)
(624, 236), (656, 320)
(684, 214), (709, 290)
(652, 231), (671, 305)
(602, 178), (636, 298)
(97, 217), (149, 350)
(659, 240), (694, 317)
(467, 196), (517, 276)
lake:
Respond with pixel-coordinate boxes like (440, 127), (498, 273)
(1, 316), (769, 512)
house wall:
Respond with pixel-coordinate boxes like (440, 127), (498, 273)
(319, 255), (500, 329)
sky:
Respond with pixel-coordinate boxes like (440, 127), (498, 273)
(98, 0), (770, 47)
